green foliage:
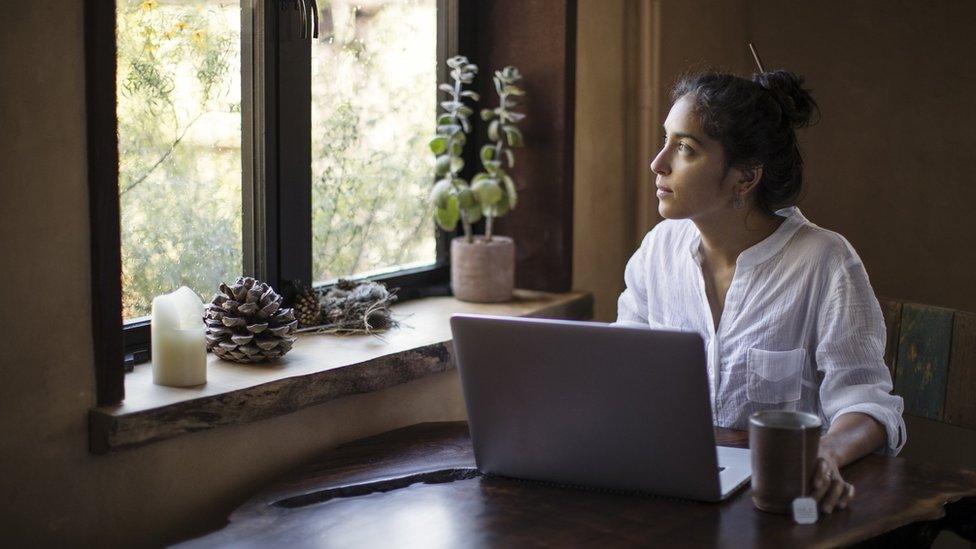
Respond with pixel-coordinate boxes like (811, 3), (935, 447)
(310, 1), (438, 282)
(427, 61), (527, 243)
(475, 65), (525, 238)
(117, 0), (242, 319)
(118, 0), (440, 318)
(429, 55), (479, 238)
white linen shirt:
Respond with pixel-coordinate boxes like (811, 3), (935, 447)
(617, 206), (906, 455)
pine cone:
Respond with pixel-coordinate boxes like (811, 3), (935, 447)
(294, 286), (322, 328)
(204, 277), (297, 363)
(335, 278), (359, 291)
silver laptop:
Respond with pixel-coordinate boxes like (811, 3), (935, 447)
(449, 314), (751, 502)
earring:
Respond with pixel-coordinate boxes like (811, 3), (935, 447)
(733, 193), (744, 209)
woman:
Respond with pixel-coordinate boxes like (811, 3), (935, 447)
(617, 70), (906, 514)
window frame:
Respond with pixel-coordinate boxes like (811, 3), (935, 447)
(111, 0), (457, 370)
(86, 0), (125, 404)
(89, 0), (577, 407)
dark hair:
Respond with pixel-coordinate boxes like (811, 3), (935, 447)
(670, 69), (820, 216)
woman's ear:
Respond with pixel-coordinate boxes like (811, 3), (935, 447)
(737, 165), (764, 195)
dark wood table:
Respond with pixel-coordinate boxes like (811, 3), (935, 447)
(181, 422), (976, 548)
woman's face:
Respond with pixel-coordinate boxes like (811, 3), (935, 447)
(650, 94), (740, 220)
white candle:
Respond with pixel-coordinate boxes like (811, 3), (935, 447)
(151, 286), (207, 387)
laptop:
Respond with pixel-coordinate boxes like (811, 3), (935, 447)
(449, 314), (751, 502)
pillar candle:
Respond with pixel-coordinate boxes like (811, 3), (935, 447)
(151, 286), (207, 387)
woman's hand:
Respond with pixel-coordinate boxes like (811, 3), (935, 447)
(811, 453), (854, 513)
(810, 413), (886, 514)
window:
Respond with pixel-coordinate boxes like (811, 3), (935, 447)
(116, 0), (244, 322)
(87, 0), (577, 406)
(311, 0), (439, 282)
(112, 0), (455, 367)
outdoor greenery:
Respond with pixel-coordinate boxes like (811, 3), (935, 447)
(311, 0), (437, 282)
(117, 0), (242, 320)
(118, 0), (438, 319)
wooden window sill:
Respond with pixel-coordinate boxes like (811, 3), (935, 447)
(89, 290), (593, 453)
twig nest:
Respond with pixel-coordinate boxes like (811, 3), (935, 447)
(350, 282), (389, 302)
(365, 308), (392, 330)
(298, 278), (399, 336)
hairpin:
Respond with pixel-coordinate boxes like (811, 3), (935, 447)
(748, 42), (766, 73)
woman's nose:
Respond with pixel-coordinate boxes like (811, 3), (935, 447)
(650, 148), (670, 176)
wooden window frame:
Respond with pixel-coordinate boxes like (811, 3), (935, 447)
(87, 0), (576, 406)
(105, 1), (457, 371)
(86, 0), (125, 405)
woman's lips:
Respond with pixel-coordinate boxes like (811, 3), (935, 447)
(656, 185), (673, 198)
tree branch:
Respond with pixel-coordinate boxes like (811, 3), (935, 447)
(120, 110), (205, 196)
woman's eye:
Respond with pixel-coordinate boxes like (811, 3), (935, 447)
(662, 134), (693, 155)
(663, 134), (691, 153)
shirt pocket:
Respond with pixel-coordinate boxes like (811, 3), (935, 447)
(746, 347), (806, 404)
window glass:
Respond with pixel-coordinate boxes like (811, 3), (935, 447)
(117, 0), (242, 320)
(311, 0), (437, 283)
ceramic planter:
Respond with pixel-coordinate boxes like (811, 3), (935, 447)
(451, 236), (515, 302)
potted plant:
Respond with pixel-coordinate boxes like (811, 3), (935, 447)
(430, 59), (525, 302)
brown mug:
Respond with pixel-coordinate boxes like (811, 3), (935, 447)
(748, 410), (822, 514)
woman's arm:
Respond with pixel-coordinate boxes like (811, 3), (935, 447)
(812, 255), (907, 513)
(811, 411), (886, 513)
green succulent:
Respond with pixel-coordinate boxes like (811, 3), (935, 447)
(474, 65), (524, 241)
(429, 56), (479, 240)
(429, 61), (525, 244)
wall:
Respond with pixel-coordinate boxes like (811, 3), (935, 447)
(573, 0), (631, 321)
(0, 2), (466, 547)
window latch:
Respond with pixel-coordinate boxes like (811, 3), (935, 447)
(297, 0), (307, 40)
(309, 0), (319, 39)
(290, 0), (318, 40)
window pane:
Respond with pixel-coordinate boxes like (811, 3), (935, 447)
(117, 0), (242, 320)
(311, 0), (437, 283)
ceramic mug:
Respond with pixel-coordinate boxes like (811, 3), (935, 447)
(748, 410), (822, 514)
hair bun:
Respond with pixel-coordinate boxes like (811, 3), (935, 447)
(753, 70), (819, 129)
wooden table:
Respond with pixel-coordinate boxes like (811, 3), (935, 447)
(181, 422), (976, 548)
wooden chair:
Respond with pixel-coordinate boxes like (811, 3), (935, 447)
(879, 297), (976, 429)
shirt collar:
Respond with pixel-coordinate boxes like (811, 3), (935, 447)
(688, 206), (807, 269)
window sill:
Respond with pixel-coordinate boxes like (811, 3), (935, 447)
(89, 290), (593, 453)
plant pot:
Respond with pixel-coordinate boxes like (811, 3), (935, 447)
(451, 236), (515, 302)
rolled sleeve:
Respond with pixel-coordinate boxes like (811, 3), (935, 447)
(816, 257), (907, 455)
(819, 374), (907, 455)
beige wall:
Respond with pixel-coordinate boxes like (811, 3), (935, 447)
(0, 3), (466, 547)
(573, 0), (632, 321)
